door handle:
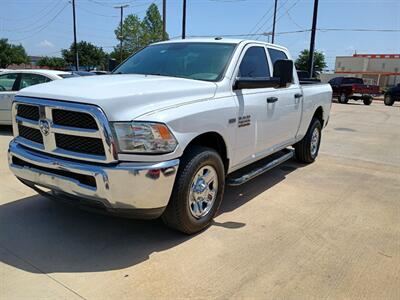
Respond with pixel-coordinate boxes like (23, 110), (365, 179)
(267, 97), (278, 103)
(294, 93), (303, 99)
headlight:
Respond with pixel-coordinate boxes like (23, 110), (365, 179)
(111, 122), (178, 154)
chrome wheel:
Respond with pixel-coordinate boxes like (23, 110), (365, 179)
(310, 127), (320, 157)
(188, 165), (218, 219)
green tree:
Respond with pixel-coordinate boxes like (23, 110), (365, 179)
(295, 49), (327, 73)
(0, 39), (30, 68)
(62, 41), (107, 70)
(112, 4), (167, 63)
(142, 3), (167, 43)
(37, 56), (66, 69)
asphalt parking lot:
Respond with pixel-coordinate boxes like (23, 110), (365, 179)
(0, 101), (399, 299)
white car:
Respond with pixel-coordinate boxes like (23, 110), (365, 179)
(0, 69), (74, 125)
(9, 39), (332, 234)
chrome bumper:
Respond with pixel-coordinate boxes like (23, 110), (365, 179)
(8, 141), (179, 215)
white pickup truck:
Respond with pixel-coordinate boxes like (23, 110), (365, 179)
(8, 39), (332, 234)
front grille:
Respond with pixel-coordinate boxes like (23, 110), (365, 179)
(52, 109), (98, 129)
(18, 124), (43, 144)
(12, 156), (96, 188)
(55, 133), (105, 156)
(17, 104), (39, 121)
(14, 97), (112, 162)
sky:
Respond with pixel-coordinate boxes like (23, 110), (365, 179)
(1, 0), (399, 70)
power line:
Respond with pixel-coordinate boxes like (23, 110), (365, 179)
(9, 2), (70, 42)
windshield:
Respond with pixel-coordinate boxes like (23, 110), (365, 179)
(114, 42), (236, 82)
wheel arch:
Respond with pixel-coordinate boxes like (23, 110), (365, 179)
(183, 131), (229, 173)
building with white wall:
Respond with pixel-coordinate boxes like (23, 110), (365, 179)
(333, 54), (400, 88)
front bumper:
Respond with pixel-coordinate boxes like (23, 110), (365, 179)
(8, 141), (179, 218)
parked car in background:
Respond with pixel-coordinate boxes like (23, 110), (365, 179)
(384, 83), (400, 106)
(90, 70), (108, 75)
(0, 69), (74, 125)
(71, 71), (97, 76)
(328, 77), (380, 105)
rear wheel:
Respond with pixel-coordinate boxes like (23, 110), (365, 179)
(295, 118), (322, 163)
(363, 96), (373, 105)
(162, 146), (225, 234)
(384, 95), (394, 106)
(338, 93), (349, 104)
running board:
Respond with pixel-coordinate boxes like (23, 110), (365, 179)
(227, 149), (294, 186)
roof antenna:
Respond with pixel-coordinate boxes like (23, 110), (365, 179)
(215, 37), (223, 40)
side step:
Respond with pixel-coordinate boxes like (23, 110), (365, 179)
(227, 148), (294, 186)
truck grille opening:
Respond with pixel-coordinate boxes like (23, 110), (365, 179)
(17, 104), (40, 121)
(52, 109), (98, 130)
(55, 133), (105, 156)
(12, 156), (97, 188)
(18, 124), (43, 144)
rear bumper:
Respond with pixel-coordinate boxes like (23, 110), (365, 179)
(8, 141), (179, 218)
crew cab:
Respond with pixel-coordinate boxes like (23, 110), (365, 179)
(8, 39), (332, 234)
(328, 76), (379, 105)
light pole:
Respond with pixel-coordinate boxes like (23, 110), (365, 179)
(308, 0), (319, 78)
(182, 0), (186, 39)
(271, 0), (278, 44)
(162, 0), (167, 40)
(72, 0), (79, 71)
(114, 4), (129, 63)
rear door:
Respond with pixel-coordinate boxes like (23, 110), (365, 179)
(0, 73), (19, 124)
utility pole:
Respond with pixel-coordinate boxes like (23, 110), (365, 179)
(114, 4), (129, 63)
(162, 0), (167, 40)
(182, 0), (186, 39)
(72, 0), (79, 71)
(308, 0), (319, 78)
(271, 0), (278, 44)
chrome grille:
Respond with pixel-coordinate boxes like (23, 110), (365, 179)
(13, 97), (117, 163)
(17, 104), (40, 121)
(55, 133), (105, 156)
(18, 124), (43, 144)
(52, 109), (98, 129)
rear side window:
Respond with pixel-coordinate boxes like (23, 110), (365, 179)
(0, 73), (18, 91)
(19, 73), (50, 90)
(342, 77), (363, 84)
(238, 46), (270, 78)
(268, 48), (288, 65)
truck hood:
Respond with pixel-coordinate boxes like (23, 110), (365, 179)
(17, 74), (217, 121)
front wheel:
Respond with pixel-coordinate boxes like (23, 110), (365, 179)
(338, 93), (349, 104)
(363, 96), (373, 105)
(295, 118), (322, 163)
(162, 146), (225, 234)
(384, 95), (394, 106)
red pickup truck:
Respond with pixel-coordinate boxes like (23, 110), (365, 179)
(328, 77), (380, 105)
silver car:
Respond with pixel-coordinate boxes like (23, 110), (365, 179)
(0, 69), (75, 125)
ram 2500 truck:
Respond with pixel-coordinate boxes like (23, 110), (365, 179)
(8, 39), (332, 234)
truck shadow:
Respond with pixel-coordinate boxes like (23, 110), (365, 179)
(0, 125), (13, 136)
(0, 160), (303, 274)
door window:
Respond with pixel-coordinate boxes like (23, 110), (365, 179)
(18, 73), (50, 90)
(268, 48), (288, 65)
(238, 46), (270, 78)
(0, 73), (18, 92)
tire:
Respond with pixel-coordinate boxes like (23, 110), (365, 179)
(338, 93), (349, 104)
(294, 118), (322, 163)
(384, 95), (394, 106)
(363, 96), (373, 105)
(162, 146), (225, 234)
